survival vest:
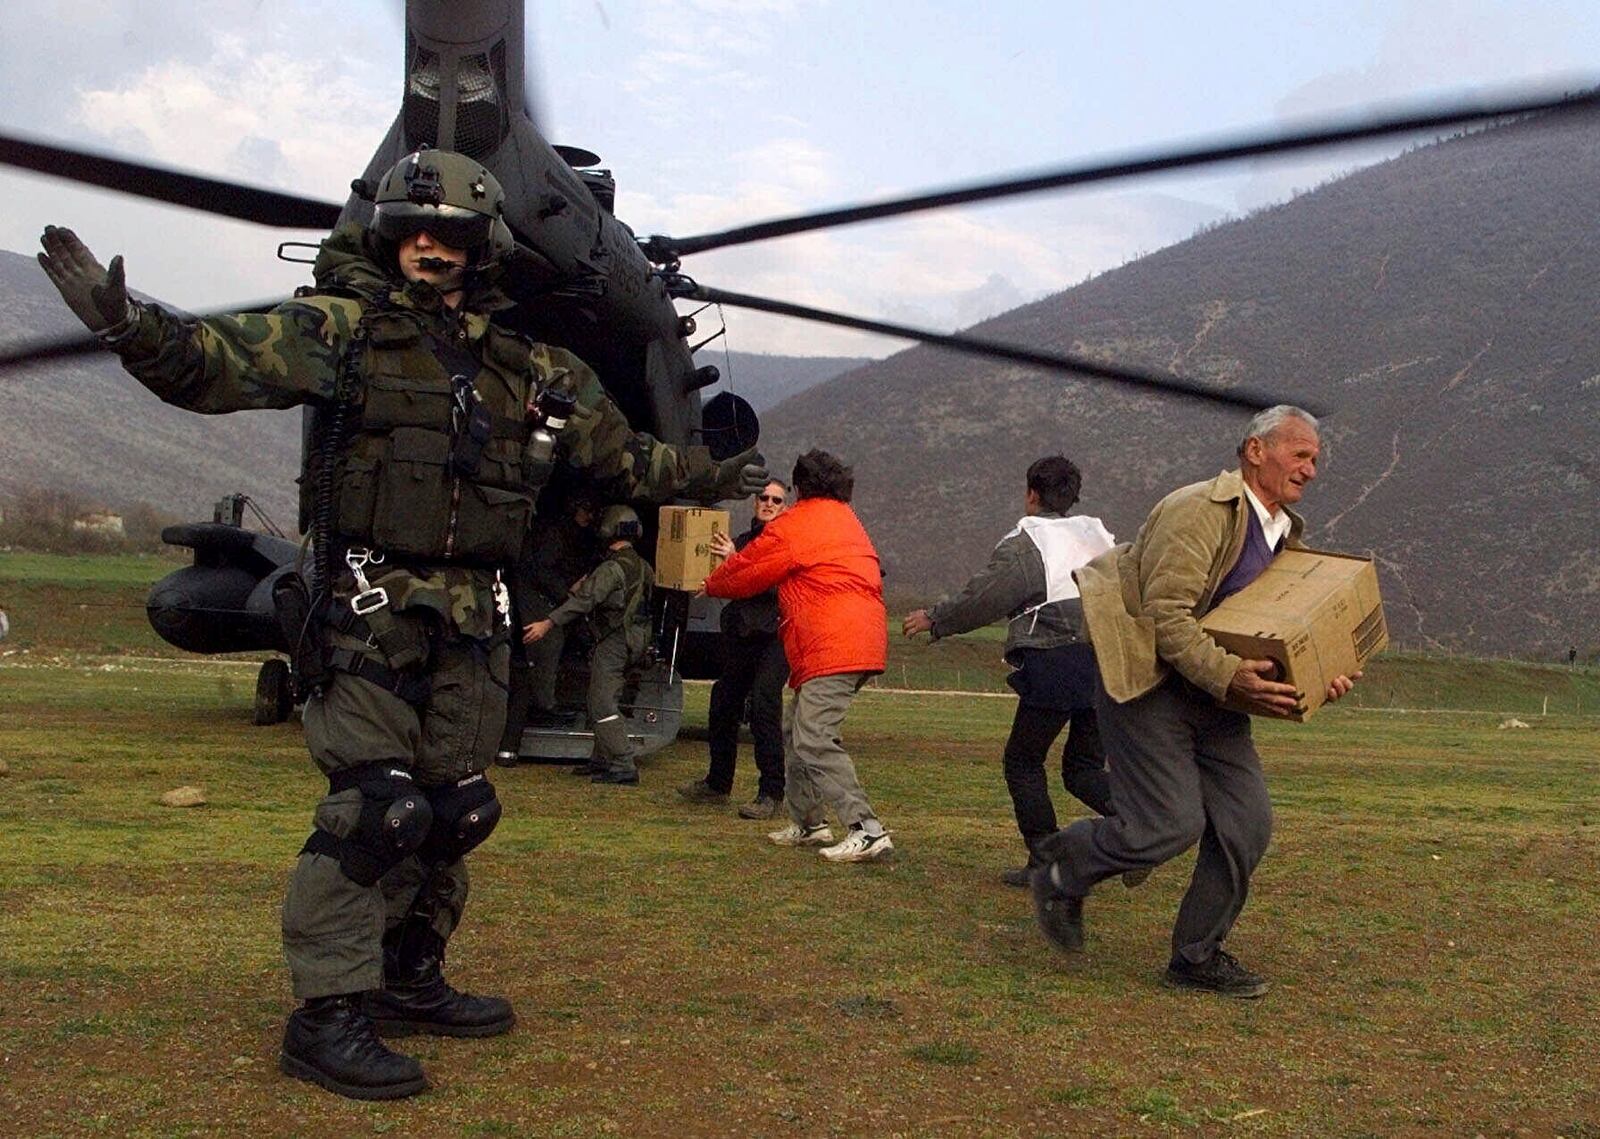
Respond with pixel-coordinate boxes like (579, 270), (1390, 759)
(301, 298), (570, 567)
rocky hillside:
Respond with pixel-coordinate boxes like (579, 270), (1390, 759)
(758, 109), (1600, 657)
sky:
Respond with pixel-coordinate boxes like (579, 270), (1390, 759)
(1, 0), (1597, 357)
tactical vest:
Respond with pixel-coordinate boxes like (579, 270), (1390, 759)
(305, 300), (566, 567)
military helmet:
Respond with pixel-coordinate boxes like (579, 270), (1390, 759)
(370, 148), (513, 265)
(598, 505), (643, 543)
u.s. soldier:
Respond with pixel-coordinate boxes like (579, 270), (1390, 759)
(37, 148), (764, 1101)
(523, 504), (654, 784)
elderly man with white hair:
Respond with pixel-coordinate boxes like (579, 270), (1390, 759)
(1031, 404), (1359, 998)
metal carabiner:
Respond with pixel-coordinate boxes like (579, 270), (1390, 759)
(345, 547), (389, 615)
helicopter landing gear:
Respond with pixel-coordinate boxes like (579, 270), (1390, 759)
(254, 658), (295, 725)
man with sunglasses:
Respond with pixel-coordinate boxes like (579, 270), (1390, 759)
(679, 479), (791, 818)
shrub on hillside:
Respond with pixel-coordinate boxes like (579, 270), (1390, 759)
(0, 486), (178, 555)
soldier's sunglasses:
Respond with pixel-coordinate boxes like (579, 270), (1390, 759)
(757, 494), (785, 504)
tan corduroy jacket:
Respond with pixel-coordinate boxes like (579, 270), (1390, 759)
(1074, 469), (1305, 704)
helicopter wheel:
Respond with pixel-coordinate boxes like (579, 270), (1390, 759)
(253, 658), (294, 725)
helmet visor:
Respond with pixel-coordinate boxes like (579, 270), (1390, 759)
(372, 201), (494, 253)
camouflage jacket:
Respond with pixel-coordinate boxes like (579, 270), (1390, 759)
(110, 225), (723, 638)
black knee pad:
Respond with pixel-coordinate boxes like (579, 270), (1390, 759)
(304, 762), (434, 886)
(416, 772), (502, 865)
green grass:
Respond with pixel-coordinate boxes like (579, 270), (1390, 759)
(1, 653), (1598, 1136)
(3, 555), (1600, 1135)
(0, 550), (184, 585)
(7, 550), (1600, 713)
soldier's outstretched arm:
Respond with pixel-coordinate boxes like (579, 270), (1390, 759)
(547, 560), (621, 626)
(550, 348), (768, 503)
(37, 226), (355, 414)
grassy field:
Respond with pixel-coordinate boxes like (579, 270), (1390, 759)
(6, 550), (1600, 713)
(3, 554), (1599, 1136)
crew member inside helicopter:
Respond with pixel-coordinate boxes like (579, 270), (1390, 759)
(523, 504), (656, 786)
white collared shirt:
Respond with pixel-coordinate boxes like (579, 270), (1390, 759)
(1242, 483), (1292, 551)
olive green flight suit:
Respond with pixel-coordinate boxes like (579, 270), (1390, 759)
(546, 545), (654, 778)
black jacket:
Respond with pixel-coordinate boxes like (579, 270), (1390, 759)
(719, 521), (780, 639)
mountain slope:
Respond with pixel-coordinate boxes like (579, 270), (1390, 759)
(759, 111), (1600, 656)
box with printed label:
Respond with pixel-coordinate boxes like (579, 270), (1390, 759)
(1201, 548), (1387, 722)
(654, 506), (731, 591)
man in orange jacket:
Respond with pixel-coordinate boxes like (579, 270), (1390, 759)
(702, 450), (893, 862)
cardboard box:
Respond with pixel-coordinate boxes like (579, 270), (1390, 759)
(654, 506), (731, 591)
(1201, 548), (1388, 721)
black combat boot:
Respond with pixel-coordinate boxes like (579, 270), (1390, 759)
(279, 994), (428, 1101)
(363, 926), (516, 1038)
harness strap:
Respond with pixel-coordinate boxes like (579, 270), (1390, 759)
(328, 646), (433, 707)
(326, 603), (428, 672)
(301, 829), (343, 860)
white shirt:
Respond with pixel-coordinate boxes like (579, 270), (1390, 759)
(1007, 514), (1116, 602)
(1242, 483), (1292, 551)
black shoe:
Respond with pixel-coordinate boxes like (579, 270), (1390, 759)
(591, 767), (640, 785)
(1030, 863), (1085, 953)
(1164, 949), (1270, 999)
(364, 977), (516, 1038)
(1001, 862), (1042, 889)
(493, 749), (519, 768)
(737, 793), (782, 820)
(279, 995), (429, 1101)
(677, 778), (729, 804)
(1011, 863), (1148, 889)
(364, 926), (516, 1038)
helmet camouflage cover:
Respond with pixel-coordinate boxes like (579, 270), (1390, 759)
(371, 148), (513, 264)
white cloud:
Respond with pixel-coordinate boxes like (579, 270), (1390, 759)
(72, 35), (394, 198)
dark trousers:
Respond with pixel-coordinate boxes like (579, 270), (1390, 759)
(1050, 674), (1273, 965)
(499, 624), (565, 753)
(287, 630), (509, 999)
(1003, 702), (1114, 859)
(705, 634), (788, 799)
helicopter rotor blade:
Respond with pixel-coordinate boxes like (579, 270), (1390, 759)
(0, 132), (344, 229)
(0, 299), (290, 376)
(642, 85), (1600, 263)
(679, 282), (1301, 413)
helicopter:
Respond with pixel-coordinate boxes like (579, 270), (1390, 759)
(1, 1), (1594, 754)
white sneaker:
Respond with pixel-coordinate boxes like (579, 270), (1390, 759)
(819, 828), (894, 863)
(768, 821), (834, 847)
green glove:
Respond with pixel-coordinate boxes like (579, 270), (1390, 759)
(37, 226), (133, 335)
(712, 448), (769, 501)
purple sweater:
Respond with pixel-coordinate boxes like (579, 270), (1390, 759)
(1209, 504), (1279, 610)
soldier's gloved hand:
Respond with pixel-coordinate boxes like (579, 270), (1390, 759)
(710, 448), (768, 501)
(37, 226), (133, 336)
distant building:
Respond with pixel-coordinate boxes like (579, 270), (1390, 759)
(72, 511), (125, 536)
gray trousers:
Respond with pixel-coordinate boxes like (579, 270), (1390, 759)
(587, 633), (637, 774)
(1050, 674), (1272, 965)
(783, 672), (879, 831)
(282, 631), (509, 999)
